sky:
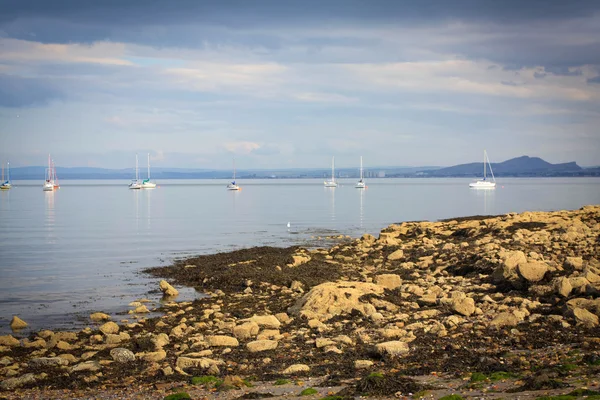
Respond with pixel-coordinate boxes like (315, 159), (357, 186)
(0, 0), (599, 169)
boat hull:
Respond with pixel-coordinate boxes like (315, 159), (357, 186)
(469, 181), (496, 189)
(141, 182), (157, 189)
(324, 181), (338, 187)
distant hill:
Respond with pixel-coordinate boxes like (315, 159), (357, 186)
(425, 156), (583, 177)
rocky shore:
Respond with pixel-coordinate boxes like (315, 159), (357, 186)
(1, 206), (600, 399)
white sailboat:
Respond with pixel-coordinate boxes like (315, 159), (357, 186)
(469, 150), (496, 189)
(141, 153), (157, 189)
(129, 154), (142, 189)
(355, 156), (366, 189)
(43, 154), (59, 191)
(0, 162), (12, 190)
(227, 158), (240, 190)
(324, 156), (338, 187)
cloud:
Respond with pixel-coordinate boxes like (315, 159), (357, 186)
(588, 76), (600, 84)
(292, 92), (358, 103)
(223, 141), (261, 154)
(0, 73), (63, 107)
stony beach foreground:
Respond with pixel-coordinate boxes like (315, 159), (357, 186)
(1, 205), (600, 399)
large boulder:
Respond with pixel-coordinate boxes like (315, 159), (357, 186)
(288, 281), (385, 321)
(374, 274), (402, 290)
(450, 297), (476, 317)
(387, 249), (404, 261)
(244, 315), (281, 329)
(99, 321), (119, 335)
(233, 322), (260, 340)
(110, 348), (136, 363)
(567, 308), (599, 328)
(159, 280), (179, 297)
(517, 261), (548, 283)
(10, 316), (28, 330)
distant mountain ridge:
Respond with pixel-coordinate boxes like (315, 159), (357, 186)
(426, 156), (583, 177)
(6, 156), (598, 179)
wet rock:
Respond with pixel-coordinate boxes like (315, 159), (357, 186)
(375, 341), (410, 356)
(133, 305), (150, 313)
(29, 357), (69, 367)
(110, 347), (136, 363)
(0, 373), (36, 390)
(159, 280), (179, 296)
(99, 321), (119, 335)
(246, 340), (278, 352)
(289, 254), (311, 267)
(206, 335), (239, 347)
(289, 281), (385, 321)
(282, 364), (310, 374)
(90, 312), (111, 322)
(375, 274), (402, 290)
(10, 316), (28, 330)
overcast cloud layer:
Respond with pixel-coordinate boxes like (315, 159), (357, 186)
(1, 0), (599, 168)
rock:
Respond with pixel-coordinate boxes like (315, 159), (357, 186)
(0, 335), (20, 347)
(233, 322), (260, 340)
(583, 269), (600, 283)
(282, 364), (310, 374)
(315, 338), (335, 348)
(568, 307), (599, 328)
(289, 254), (311, 267)
(504, 250), (528, 269)
(290, 281), (304, 292)
(518, 261), (548, 282)
(554, 277), (572, 297)
(105, 332), (130, 344)
(10, 316), (28, 330)
(288, 281), (385, 321)
(134, 305), (150, 313)
(159, 280), (179, 296)
(246, 340), (278, 353)
(565, 256), (584, 270)
(0, 373), (36, 390)
(71, 361), (101, 372)
(140, 350), (167, 362)
(354, 360), (374, 369)
(490, 312), (521, 328)
(29, 357), (69, 367)
(493, 251), (527, 282)
(99, 321), (119, 335)
(206, 335), (239, 347)
(375, 341), (410, 356)
(90, 312), (111, 321)
(246, 315), (281, 329)
(374, 274), (402, 290)
(387, 249), (404, 261)
(110, 347), (136, 363)
(275, 313), (291, 324)
(176, 356), (222, 370)
(450, 297), (476, 317)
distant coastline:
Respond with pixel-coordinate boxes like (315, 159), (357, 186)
(5, 155), (600, 180)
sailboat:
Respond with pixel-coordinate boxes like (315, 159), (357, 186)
(355, 156), (366, 189)
(324, 156), (338, 187)
(129, 154), (142, 189)
(0, 162), (12, 190)
(226, 158), (240, 190)
(141, 153), (156, 189)
(43, 154), (59, 191)
(469, 150), (496, 189)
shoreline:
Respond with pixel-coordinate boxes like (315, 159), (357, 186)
(1, 205), (600, 399)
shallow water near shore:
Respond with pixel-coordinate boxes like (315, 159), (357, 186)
(0, 177), (599, 334)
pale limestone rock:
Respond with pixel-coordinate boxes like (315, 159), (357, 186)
(90, 312), (111, 322)
(134, 305), (150, 313)
(140, 350), (167, 362)
(375, 274), (402, 290)
(569, 307), (599, 328)
(387, 249), (404, 261)
(315, 338), (335, 348)
(282, 364), (310, 374)
(245, 315), (281, 329)
(0, 335), (20, 347)
(71, 361), (101, 373)
(246, 340), (278, 352)
(206, 335), (239, 347)
(159, 280), (179, 296)
(10, 316), (27, 330)
(375, 341), (409, 356)
(105, 332), (130, 344)
(288, 254), (311, 267)
(58, 354), (77, 363)
(288, 281), (385, 321)
(565, 256), (584, 270)
(554, 277), (572, 297)
(583, 269), (600, 283)
(233, 322), (260, 340)
(490, 312), (521, 328)
(451, 297), (476, 317)
(517, 261), (548, 282)
(275, 313), (291, 324)
(354, 360), (374, 369)
(257, 329), (280, 340)
(176, 356), (222, 370)
(99, 321), (119, 335)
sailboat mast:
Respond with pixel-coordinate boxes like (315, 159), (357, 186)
(483, 150), (486, 180)
(360, 156), (363, 180)
(135, 154), (139, 181)
(147, 153), (151, 180)
(6, 162), (9, 182)
(233, 158), (236, 180)
(1, 163), (4, 182)
(332, 156), (335, 181)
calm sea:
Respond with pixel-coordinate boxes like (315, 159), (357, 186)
(1, 177), (599, 334)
